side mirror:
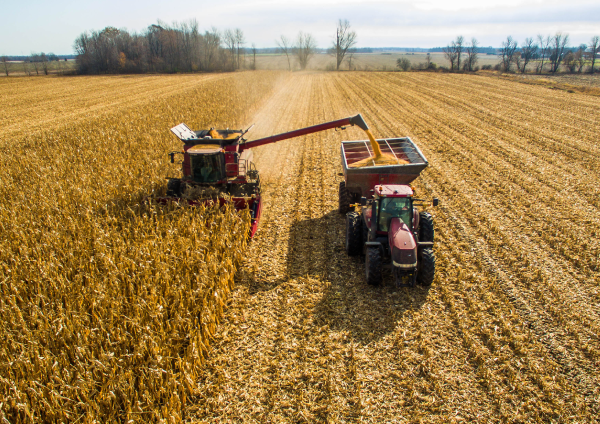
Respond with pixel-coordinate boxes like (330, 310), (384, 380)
(360, 196), (367, 206)
(432, 198), (439, 207)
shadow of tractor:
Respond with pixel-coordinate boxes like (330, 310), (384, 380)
(284, 209), (431, 345)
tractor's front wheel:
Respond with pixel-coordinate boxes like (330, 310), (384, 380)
(419, 212), (434, 243)
(346, 212), (362, 256)
(417, 248), (435, 286)
(365, 247), (382, 286)
(338, 181), (352, 214)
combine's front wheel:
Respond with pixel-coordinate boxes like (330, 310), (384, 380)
(166, 179), (182, 197)
(417, 248), (435, 286)
(345, 212), (362, 256)
(365, 247), (382, 285)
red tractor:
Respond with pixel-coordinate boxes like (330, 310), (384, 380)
(164, 114), (370, 237)
(340, 138), (438, 286)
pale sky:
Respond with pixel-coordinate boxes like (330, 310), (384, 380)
(1, 0), (599, 55)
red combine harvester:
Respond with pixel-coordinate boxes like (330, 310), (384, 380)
(163, 114), (370, 237)
(340, 137), (438, 286)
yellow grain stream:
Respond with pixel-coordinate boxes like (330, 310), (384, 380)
(0, 72), (285, 423)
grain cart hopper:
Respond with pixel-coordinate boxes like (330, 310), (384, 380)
(163, 114), (370, 237)
(341, 137), (438, 286)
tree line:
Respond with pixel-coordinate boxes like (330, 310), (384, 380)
(72, 21), (246, 74)
(69, 19), (358, 74)
(441, 33), (599, 74)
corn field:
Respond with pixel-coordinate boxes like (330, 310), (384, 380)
(0, 72), (283, 422)
(2, 71), (600, 423)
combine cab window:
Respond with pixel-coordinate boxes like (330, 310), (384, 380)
(378, 197), (412, 232)
(190, 153), (225, 183)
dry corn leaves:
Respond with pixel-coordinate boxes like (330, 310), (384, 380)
(0, 71), (286, 423)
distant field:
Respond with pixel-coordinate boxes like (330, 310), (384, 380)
(1, 59), (77, 76)
(254, 52), (502, 71)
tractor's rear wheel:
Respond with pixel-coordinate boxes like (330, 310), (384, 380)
(166, 179), (182, 197)
(338, 181), (352, 214)
(419, 212), (435, 243)
(365, 247), (382, 285)
(346, 212), (362, 256)
(417, 248), (435, 286)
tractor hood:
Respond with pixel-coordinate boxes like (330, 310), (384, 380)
(389, 218), (417, 269)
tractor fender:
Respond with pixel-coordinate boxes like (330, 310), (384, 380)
(389, 218), (417, 269)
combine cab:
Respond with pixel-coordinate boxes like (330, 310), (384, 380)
(341, 137), (438, 287)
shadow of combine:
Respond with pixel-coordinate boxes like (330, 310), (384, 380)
(285, 210), (431, 345)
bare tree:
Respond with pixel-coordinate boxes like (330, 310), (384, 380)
(573, 45), (587, 73)
(499, 36), (518, 72)
(295, 32), (317, 70)
(250, 43), (257, 70)
(454, 36), (464, 70)
(276, 35), (292, 71)
(331, 19), (357, 71)
(234, 28), (245, 69)
(425, 52), (432, 69)
(588, 36), (600, 73)
(223, 29), (236, 70)
(22, 60), (30, 76)
(549, 32), (569, 73)
(443, 44), (457, 70)
(536, 34), (551, 74)
(40, 52), (49, 75)
(464, 38), (479, 71)
(1, 56), (9, 76)
(518, 37), (538, 73)
(202, 27), (221, 71)
(30, 53), (41, 75)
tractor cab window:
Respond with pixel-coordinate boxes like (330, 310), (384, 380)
(378, 197), (412, 232)
(190, 153), (225, 183)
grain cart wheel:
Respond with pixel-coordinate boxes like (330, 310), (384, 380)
(166, 179), (182, 197)
(345, 212), (362, 256)
(365, 247), (382, 286)
(419, 212), (434, 243)
(338, 181), (352, 214)
(417, 248), (435, 286)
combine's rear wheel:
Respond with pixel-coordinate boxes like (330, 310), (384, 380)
(345, 212), (362, 256)
(417, 248), (435, 286)
(419, 212), (434, 242)
(338, 181), (352, 214)
(365, 247), (382, 285)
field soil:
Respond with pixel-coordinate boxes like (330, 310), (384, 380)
(192, 72), (600, 422)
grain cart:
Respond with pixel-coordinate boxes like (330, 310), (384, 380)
(340, 137), (438, 286)
(163, 114), (370, 237)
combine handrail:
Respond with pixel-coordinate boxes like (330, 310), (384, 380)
(239, 114), (368, 152)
